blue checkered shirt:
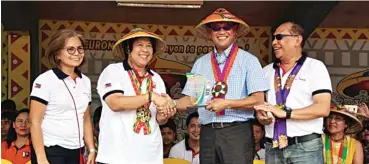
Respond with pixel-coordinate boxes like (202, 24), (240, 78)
(182, 44), (269, 125)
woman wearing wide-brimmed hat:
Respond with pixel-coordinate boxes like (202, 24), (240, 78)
(323, 106), (364, 164)
(95, 28), (176, 164)
(174, 8), (268, 164)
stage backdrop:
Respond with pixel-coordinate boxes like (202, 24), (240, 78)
(0, 30), (30, 109)
(39, 19), (271, 140)
(303, 28), (369, 106)
(2, 24), (8, 101)
(7, 32), (31, 110)
(2, 26), (32, 109)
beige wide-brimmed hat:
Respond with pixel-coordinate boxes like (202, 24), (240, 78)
(329, 106), (363, 134)
(195, 8), (250, 40)
(112, 28), (166, 59)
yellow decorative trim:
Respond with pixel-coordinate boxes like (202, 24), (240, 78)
(309, 28), (369, 40)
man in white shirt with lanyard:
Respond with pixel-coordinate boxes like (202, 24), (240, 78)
(255, 22), (332, 164)
(169, 112), (200, 164)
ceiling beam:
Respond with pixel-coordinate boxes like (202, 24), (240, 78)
(1, 1), (38, 31)
(272, 1), (339, 42)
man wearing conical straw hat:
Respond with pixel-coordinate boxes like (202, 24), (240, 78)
(173, 8), (269, 164)
(95, 28), (177, 164)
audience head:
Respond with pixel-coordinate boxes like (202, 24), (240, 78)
(6, 108), (30, 148)
(272, 22), (304, 61)
(252, 119), (265, 145)
(325, 106), (362, 135)
(1, 99), (16, 112)
(160, 118), (177, 146)
(186, 112), (200, 141)
(1, 111), (16, 140)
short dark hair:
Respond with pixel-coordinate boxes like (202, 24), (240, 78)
(93, 106), (102, 125)
(121, 37), (157, 58)
(160, 118), (177, 134)
(186, 112), (199, 126)
(252, 119), (264, 131)
(1, 111), (16, 120)
(6, 108), (30, 148)
(287, 22), (305, 47)
(288, 22), (304, 36)
(1, 99), (16, 111)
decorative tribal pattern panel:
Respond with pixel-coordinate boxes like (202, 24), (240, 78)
(1, 25), (8, 101)
(305, 28), (369, 105)
(7, 33), (30, 109)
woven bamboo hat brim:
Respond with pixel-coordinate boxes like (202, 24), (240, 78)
(329, 106), (363, 134)
(195, 8), (250, 40)
(112, 28), (166, 59)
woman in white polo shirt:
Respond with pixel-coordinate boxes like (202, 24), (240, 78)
(29, 29), (96, 164)
(96, 28), (176, 164)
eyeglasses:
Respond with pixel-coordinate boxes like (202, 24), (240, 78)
(15, 119), (30, 126)
(273, 34), (299, 40)
(327, 115), (345, 121)
(64, 46), (84, 55)
(209, 24), (234, 32)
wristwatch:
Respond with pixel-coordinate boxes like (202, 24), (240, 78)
(283, 106), (292, 119)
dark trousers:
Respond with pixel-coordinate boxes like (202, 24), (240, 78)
(200, 121), (255, 164)
(31, 145), (82, 164)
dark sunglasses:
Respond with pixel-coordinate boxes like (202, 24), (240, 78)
(209, 24), (234, 32)
(273, 34), (299, 40)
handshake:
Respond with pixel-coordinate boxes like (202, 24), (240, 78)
(150, 92), (177, 119)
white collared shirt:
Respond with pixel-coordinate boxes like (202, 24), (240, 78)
(263, 56), (332, 138)
(255, 148), (265, 161)
(30, 68), (91, 149)
(169, 138), (200, 164)
(96, 61), (166, 164)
